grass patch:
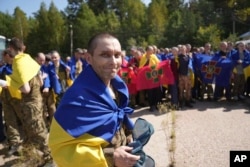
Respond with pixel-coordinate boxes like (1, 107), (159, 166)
(160, 102), (177, 167)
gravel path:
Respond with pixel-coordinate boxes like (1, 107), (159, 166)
(174, 100), (250, 167)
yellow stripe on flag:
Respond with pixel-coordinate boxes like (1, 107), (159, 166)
(49, 118), (109, 167)
(7, 53), (40, 89)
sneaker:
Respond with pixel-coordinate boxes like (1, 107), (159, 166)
(149, 106), (154, 112)
(149, 105), (158, 112)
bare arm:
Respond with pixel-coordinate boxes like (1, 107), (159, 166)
(20, 82), (30, 94)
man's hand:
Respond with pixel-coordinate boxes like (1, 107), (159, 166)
(43, 87), (49, 93)
(114, 146), (140, 167)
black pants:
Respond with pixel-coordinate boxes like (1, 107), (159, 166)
(0, 102), (6, 141)
(147, 87), (161, 107)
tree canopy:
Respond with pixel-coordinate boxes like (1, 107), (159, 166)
(0, 0), (249, 57)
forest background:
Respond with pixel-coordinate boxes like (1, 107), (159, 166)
(0, 0), (249, 57)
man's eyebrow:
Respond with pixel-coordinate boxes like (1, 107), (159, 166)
(100, 50), (122, 54)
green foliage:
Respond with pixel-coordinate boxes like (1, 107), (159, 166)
(0, 12), (13, 38)
(147, 0), (168, 44)
(73, 3), (99, 49)
(163, 10), (183, 46)
(12, 7), (29, 41)
(47, 2), (67, 51)
(1, 0), (250, 55)
(126, 38), (137, 50)
(26, 2), (66, 56)
(224, 33), (239, 43)
(195, 24), (221, 49)
(97, 11), (120, 33)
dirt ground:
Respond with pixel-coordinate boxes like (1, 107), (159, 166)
(0, 99), (250, 167)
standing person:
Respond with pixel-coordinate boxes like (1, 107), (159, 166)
(139, 45), (161, 112)
(0, 49), (23, 156)
(128, 49), (142, 106)
(67, 48), (88, 81)
(49, 33), (140, 167)
(48, 51), (70, 107)
(227, 41), (237, 59)
(213, 41), (233, 101)
(36, 52), (56, 128)
(231, 42), (250, 100)
(178, 45), (193, 108)
(0, 101), (5, 143)
(168, 47), (180, 110)
(200, 43), (214, 101)
(6, 38), (53, 166)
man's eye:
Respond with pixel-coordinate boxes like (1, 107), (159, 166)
(101, 54), (109, 58)
(114, 54), (121, 58)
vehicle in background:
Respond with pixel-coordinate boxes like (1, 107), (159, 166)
(236, 39), (250, 45)
(0, 35), (7, 60)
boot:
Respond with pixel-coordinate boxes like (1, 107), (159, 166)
(185, 100), (193, 108)
(179, 98), (183, 109)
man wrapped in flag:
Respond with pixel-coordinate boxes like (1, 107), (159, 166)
(49, 33), (140, 167)
(194, 53), (215, 100)
(231, 41), (250, 100)
(213, 42), (234, 101)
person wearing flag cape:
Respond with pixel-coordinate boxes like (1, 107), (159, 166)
(4, 37), (53, 166)
(49, 33), (140, 167)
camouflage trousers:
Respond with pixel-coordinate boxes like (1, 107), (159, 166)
(178, 75), (192, 101)
(232, 73), (245, 96)
(2, 98), (22, 146)
(21, 100), (50, 158)
(42, 90), (56, 127)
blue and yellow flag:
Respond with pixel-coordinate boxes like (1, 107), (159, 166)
(230, 50), (250, 80)
(49, 65), (134, 167)
(6, 53), (40, 98)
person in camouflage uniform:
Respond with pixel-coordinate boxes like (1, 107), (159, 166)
(7, 38), (54, 167)
(0, 49), (23, 156)
(36, 52), (56, 129)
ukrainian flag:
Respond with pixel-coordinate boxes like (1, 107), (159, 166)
(6, 53), (40, 99)
(49, 66), (134, 167)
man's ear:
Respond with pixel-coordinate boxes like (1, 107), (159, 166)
(85, 53), (91, 64)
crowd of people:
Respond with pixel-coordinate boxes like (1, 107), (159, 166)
(121, 41), (250, 111)
(0, 34), (249, 166)
(0, 33), (141, 167)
